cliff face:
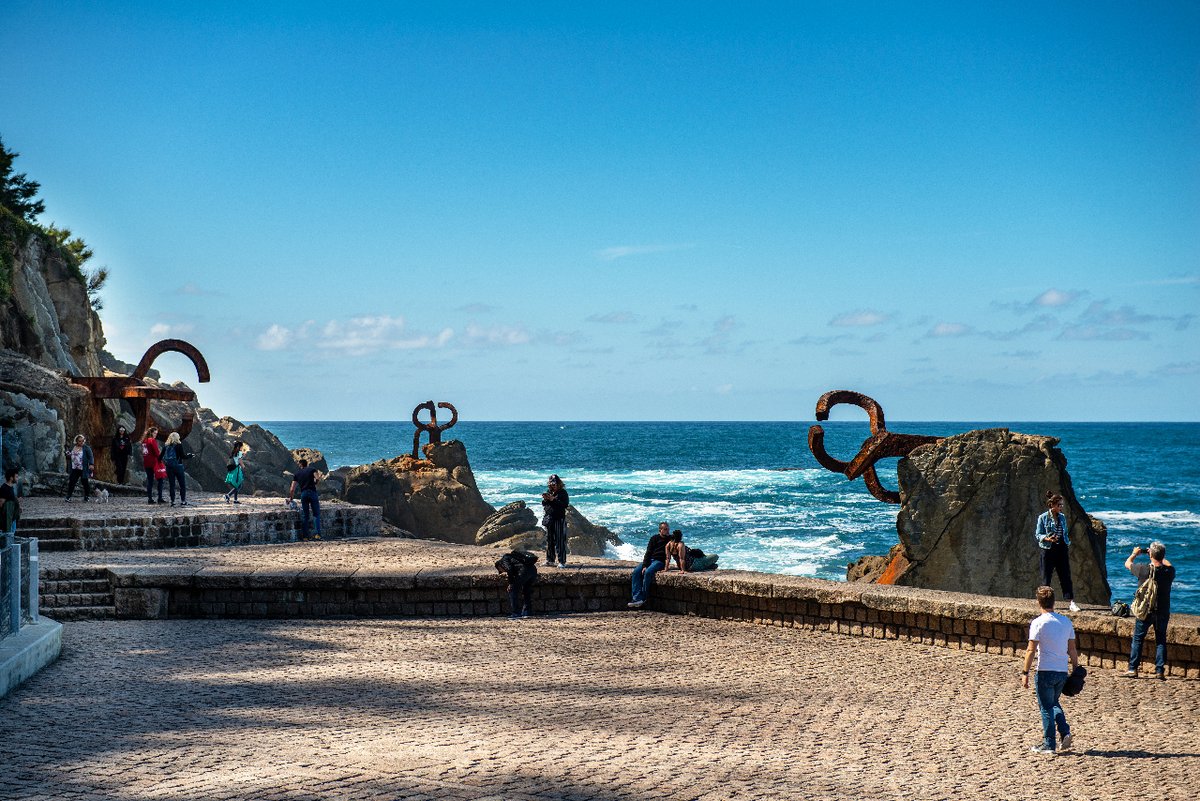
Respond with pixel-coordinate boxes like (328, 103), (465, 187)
(1, 215), (117, 476)
(0, 212), (105, 375)
(0, 213), (300, 493)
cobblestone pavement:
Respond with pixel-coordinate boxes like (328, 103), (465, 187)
(2, 614), (1197, 800)
(24, 491), (361, 519)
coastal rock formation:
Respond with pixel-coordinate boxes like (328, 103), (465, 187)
(865, 428), (1110, 604)
(0, 351), (92, 476)
(565, 505), (623, 556)
(291, 448), (328, 473)
(475, 501), (624, 556)
(476, 501), (540, 546)
(342, 440), (495, 543)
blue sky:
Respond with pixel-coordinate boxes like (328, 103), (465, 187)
(2, 1), (1197, 421)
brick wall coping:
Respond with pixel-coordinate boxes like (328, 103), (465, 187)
(103, 560), (1200, 647)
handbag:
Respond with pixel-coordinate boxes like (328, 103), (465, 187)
(153, 462), (167, 480)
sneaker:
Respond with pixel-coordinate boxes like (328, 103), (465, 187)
(312, 534), (322, 541)
(520, 610), (531, 618)
(1156, 671), (1166, 681)
(1029, 745), (1056, 755)
(1060, 734), (1073, 751)
(508, 613), (520, 620)
(180, 501), (189, 507)
(543, 561), (555, 568)
(627, 600), (644, 609)
(558, 562), (567, 569)
(1068, 601), (1081, 612)
(1121, 670), (1138, 678)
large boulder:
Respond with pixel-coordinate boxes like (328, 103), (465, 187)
(342, 440), (495, 543)
(877, 428), (1109, 604)
(476, 501), (540, 546)
(566, 505), (623, 556)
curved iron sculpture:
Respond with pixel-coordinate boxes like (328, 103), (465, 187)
(807, 390), (941, 503)
(411, 400), (459, 458)
(71, 338), (211, 444)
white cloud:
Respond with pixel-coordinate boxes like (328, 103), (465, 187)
(148, 322), (194, 338)
(462, 323), (531, 348)
(928, 322), (972, 338)
(595, 243), (695, 262)
(830, 309), (889, 327)
(255, 315), (453, 355)
(1032, 289), (1082, 308)
(256, 324), (290, 351)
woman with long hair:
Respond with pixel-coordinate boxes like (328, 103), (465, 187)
(140, 426), (164, 504)
(64, 434), (94, 502)
(163, 431), (189, 507)
(223, 440), (247, 504)
(541, 474), (570, 568)
(1035, 491), (1079, 612)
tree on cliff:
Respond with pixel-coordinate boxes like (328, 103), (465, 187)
(0, 136), (45, 223)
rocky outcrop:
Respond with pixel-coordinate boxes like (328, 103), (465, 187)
(476, 501), (540, 546)
(474, 500), (623, 556)
(867, 428), (1109, 604)
(342, 441), (496, 543)
(291, 448), (328, 473)
(846, 544), (905, 584)
(565, 505), (622, 556)
(0, 350), (90, 477)
(0, 214), (104, 376)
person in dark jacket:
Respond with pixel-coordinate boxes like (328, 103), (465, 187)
(1, 468), (20, 538)
(541, 474), (570, 568)
(64, 434), (95, 502)
(629, 522), (670, 609)
(162, 432), (190, 507)
(110, 426), (132, 484)
(496, 549), (539, 619)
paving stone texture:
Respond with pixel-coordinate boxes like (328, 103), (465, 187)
(2, 614), (1198, 801)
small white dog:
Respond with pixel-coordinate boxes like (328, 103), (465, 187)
(92, 487), (110, 503)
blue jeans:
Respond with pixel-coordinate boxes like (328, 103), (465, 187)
(1129, 614), (1169, 673)
(166, 462), (186, 503)
(1035, 671), (1070, 750)
(300, 489), (321, 538)
(631, 560), (665, 603)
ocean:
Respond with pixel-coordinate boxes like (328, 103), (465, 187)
(259, 421), (1199, 615)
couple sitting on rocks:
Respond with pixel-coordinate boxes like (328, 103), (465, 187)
(628, 522), (719, 609)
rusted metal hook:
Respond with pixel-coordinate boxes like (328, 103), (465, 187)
(71, 338), (211, 443)
(807, 389), (941, 503)
(411, 400), (459, 458)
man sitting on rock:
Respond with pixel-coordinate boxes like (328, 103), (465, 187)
(496, 549), (539, 619)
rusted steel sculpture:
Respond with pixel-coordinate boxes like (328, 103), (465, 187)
(411, 400), (458, 458)
(71, 339), (211, 447)
(807, 390), (942, 503)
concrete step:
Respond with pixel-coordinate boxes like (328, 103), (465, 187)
(36, 539), (82, 552)
(40, 592), (115, 609)
(47, 606), (117, 622)
(41, 567), (110, 581)
(39, 578), (112, 594)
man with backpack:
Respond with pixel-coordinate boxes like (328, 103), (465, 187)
(1123, 542), (1175, 681)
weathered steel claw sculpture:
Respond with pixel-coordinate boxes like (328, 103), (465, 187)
(72, 339), (211, 440)
(411, 400), (459, 458)
(808, 390), (941, 503)
(70, 339), (212, 473)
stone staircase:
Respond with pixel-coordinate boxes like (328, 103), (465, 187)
(17, 518), (83, 552)
(39, 567), (116, 621)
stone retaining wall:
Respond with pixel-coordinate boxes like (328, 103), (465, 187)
(105, 564), (1200, 679)
(23, 504), (382, 551)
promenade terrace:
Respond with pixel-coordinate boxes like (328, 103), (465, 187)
(0, 494), (1196, 800)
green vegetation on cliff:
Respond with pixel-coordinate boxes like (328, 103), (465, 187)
(0, 135), (107, 308)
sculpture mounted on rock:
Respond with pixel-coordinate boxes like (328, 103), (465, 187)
(69, 338), (210, 471)
(411, 400), (458, 459)
(807, 389), (941, 503)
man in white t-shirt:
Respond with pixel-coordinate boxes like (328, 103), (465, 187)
(1021, 585), (1079, 754)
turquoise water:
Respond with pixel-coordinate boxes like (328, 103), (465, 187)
(260, 421), (1199, 614)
